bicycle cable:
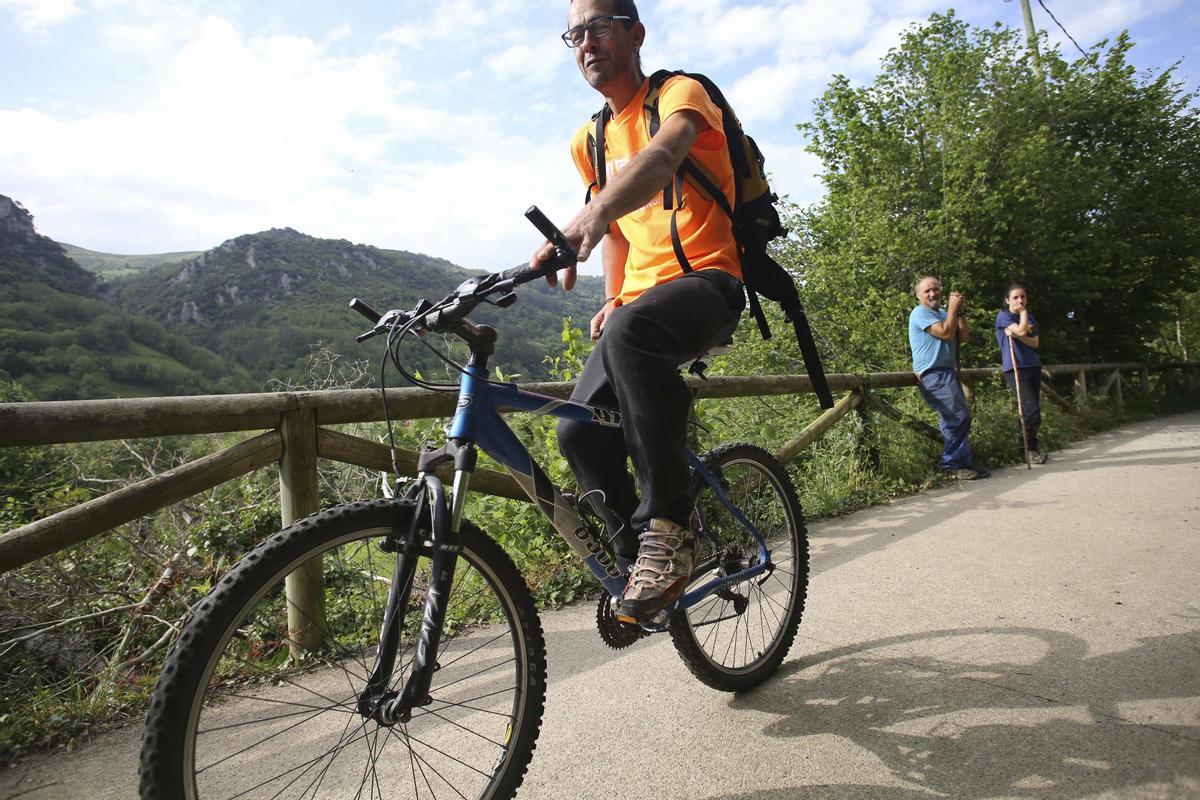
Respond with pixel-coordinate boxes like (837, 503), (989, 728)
(374, 280), (571, 482)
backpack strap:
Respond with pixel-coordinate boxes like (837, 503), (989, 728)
(668, 170), (692, 273)
(679, 72), (752, 210)
(786, 300), (834, 409)
(585, 105), (612, 204)
(647, 70), (740, 277)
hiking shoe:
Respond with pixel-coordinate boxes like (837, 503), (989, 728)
(1029, 450), (1048, 465)
(951, 467), (984, 480)
(972, 464), (991, 478)
(616, 518), (694, 625)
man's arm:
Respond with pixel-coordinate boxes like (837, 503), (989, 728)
(590, 223), (628, 340)
(924, 293), (966, 341)
(1004, 311), (1039, 347)
(531, 109), (706, 285)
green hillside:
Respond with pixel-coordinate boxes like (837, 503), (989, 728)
(0, 195), (255, 400)
(114, 228), (605, 385)
(59, 243), (203, 279)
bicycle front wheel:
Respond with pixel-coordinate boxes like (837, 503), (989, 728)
(139, 499), (546, 800)
(670, 443), (809, 692)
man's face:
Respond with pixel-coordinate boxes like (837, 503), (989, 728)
(917, 278), (942, 310)
(567, 0), (641, 92)
(1007, 288), (1027, 312)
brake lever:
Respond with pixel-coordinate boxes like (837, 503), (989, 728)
(356, 309), (409, 343)
(352, 299), (435, 343)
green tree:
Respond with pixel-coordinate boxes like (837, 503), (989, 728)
(795, 12), (1200, 370)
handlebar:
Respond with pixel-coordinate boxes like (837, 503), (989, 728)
(349, 298), (382, 324)
(350, 205), (576, 343)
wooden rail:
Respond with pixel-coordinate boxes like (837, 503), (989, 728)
(0, 361), (1150, 575)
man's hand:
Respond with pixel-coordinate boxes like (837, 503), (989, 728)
(948, 291), (965, 314)
(528, 203), (612, 292)
(529, 239), (577, 291)
(589, 300), (616, 340)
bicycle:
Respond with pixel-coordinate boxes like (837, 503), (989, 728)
(139, 207), (809, 799)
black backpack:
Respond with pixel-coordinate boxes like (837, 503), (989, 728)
(586, 69), (832, 408)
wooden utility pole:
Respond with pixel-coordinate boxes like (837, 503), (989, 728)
(1020, 0), (1044, 79)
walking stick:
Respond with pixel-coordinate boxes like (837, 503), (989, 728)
(1008, 334), (1032, 469)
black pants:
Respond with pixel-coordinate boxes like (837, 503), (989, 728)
(1003, 366), (1042, 451)
(557, 270), (744, 556)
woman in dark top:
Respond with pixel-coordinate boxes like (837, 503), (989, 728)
(995, 284), (1047, 464)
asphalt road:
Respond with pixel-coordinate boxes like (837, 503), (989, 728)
(3, 411), (1198, 799)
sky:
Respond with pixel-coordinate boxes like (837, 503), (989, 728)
(1, 0), (1197, 275)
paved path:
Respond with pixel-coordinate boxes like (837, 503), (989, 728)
(3, 411), (1199, 799)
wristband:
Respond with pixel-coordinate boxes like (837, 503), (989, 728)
(603, 296), (620, 307)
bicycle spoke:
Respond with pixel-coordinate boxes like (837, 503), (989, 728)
(221, 722), (374, 799)
(431, 655), (517, 695)
(199, 698), (358, 735)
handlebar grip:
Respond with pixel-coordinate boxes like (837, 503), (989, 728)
(525, 205), (579, 265)
(349, 298), (382, 323)
(496, 264), (553, 286)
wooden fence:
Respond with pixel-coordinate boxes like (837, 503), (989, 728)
(0, 361), (1151, 577)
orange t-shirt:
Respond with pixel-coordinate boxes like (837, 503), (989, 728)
(570, 75), (742, 305)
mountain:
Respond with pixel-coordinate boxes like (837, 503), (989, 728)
(111, 228), (605, 385)
(58, 243), (203, 280)
(0, 195), (255, 400)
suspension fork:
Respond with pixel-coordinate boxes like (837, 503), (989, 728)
(360, 450), (475, 724)
(355, 479), (427, 717)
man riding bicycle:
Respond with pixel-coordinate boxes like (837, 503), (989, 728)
(530, 0), (745, 625)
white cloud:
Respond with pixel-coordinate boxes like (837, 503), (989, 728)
(846, 16), (919, 74)
(652, 1), (780, 68)
(0, 0), (81, 34)
(755, 137), (826, 208)
(379, 0), (490, 48)
(1041, 0), (1183, 50)
(489, 39), (568, 83)
(325, 22), (352, 44)
(728, 61), (830, 125)
(777, 0), (874, 48)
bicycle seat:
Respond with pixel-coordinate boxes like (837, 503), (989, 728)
(681, 336), (734, 376)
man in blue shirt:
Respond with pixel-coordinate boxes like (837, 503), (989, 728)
(908, 276), (989, 480)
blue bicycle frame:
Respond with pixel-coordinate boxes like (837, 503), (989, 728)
(441, 362), (772, 610)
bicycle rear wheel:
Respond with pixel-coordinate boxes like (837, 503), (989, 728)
(139, 499), (545, 800)
(670, 443), (809, 691)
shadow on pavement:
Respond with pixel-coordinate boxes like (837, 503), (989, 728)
(713, 625), (1200, 800)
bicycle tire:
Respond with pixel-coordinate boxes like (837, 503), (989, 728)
(669, 443), (809, 692)
(139, 498), (546, 800)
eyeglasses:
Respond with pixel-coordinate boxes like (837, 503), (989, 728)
(561, 15), (633, 47)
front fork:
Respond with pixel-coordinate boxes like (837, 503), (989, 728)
(358, 449), (473, 725)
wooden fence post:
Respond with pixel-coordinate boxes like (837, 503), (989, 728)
(1075, 370), (1089, 405)
(854, 391), (881, 471)
(776, 391), (862, 465)
(1039, 375), (1073, 412)
(279, 408), (326, 656)
(961, 378), (975, 408)
(1112, 369), (1124, 414)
